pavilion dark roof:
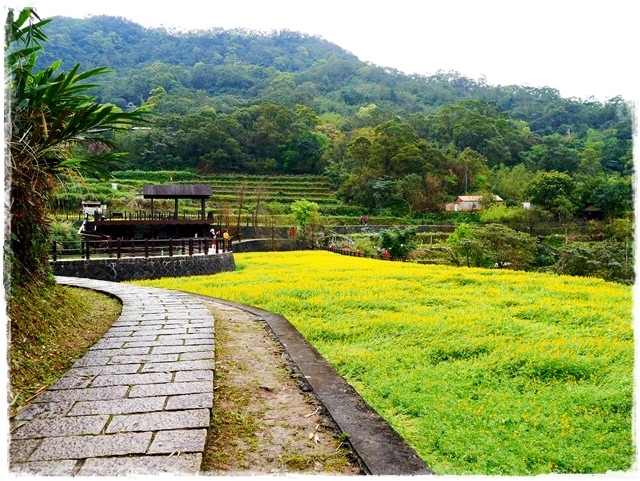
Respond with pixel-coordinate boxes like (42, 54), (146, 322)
(143, 184), (212, 199)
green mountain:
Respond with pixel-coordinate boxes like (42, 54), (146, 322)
(39, 15), (633, 219)
(39, 15), (630, 134)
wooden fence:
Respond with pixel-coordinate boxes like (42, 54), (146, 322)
(51, 237), (233, 261)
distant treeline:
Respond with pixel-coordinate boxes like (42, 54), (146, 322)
(41, 15), (633, 218)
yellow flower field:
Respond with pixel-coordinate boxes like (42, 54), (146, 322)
(133, 250), (635, 475)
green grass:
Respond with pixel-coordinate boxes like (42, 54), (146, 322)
(8, 284), (122, 415)
(133, 251), (635, 475)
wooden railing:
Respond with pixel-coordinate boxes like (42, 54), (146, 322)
(318, 245), (406, 262)
(51, 237), (233, 261)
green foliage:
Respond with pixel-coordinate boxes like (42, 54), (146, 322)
(474, 223), (536, 269)
(6, 8), (150, 290)
(50, 220), (80, 247)
(554, 241), (634, 284)
(445, 223), (488, 267)
(377, 226), (418, 258)
(31, 14), (633, 223)
(446, 223), (536, 269)
(478, 205), (517, 224)
(604, 218), (633, 241)
(591, 177), (633, 221)
(9, 284), (121, 414)
(525, 171), (575, 210)
(290, 199), (320, 238)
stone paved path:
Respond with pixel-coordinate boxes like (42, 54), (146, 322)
(9, 276), (433, 476)
(9, 276), (215, 476)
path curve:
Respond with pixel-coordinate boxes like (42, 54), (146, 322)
(9, 277), (432, 476)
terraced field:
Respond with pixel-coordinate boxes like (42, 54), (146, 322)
(55, 171), (360, 219)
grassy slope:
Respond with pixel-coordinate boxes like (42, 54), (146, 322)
(133, 251), (635, 475)
(8, 284), (121, 416)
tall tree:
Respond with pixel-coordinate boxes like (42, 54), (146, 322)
(5, 8), (150, 290)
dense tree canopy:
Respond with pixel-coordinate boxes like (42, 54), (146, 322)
(33, 14), (633, 222)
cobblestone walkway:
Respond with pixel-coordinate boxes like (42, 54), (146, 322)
(9, 276), (215, 476)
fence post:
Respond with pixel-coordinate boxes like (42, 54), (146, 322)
(189, 238), (194, 256)
(204, 238), (209, 255)
(52, 242), (57, 261)
(117, 239), (121, 259)
(145, 239), (149, 258)
(169, 239), (173, 257)
(85, 240), (91, 260)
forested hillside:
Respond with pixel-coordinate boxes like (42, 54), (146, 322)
(41, 15), (633, 219)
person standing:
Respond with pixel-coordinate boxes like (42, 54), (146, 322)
(223, 229), (230, 252)
(215, 230), (222, 253)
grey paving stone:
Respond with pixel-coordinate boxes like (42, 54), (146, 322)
(109, 353), (178, 365)
(67, 363), (142, 376)
(117, 314), (159, 320)
(90, 339), (126, 350)
(129, 380), (212, 398)
(148, 429), (208, 454)
(125, 339), (185, 348)
(102, 329), (134, 342)
(90, 372), (172, 387)
(10, 459), (78, 476)
(164, 314), (193, 320)
(111, 334), (159, 343)
(111, 319), (142, 326)
(151, 344), (211, 354)
(186, 321), (214, 328)
(50, 374), (93, 390)
(9, 439), (41, 463)
(180, 350), (214, 361)
(166, 393), (213, 410)
(69, 396), (167, 415)
(36, 385), (129, 403)
(87, 346), (150, 357)
(117, 313), (146, 319)
(12, 415), (109, 439)
(106, 408), (210, 433)
(104, 329), (134, 337)
(156, 334), (212, 344)
(126, 319), (167, 326)
(77, 453), (202, 475)
(29, 432), (153, 461)
(174, 370), (214, 383)
(71, 355), (111, 367)
(188, 327), (214, 334)
(14, 401), (74, 420)
(131, 329), (188, 338)
(185, 338), (214, 346)
(141, 359), (215, 373)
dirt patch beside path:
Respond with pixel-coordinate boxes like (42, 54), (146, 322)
(202, 300), (364, 475)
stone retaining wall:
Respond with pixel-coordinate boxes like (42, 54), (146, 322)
(231, 239), (307, 253)
(51, 253), (235, 282)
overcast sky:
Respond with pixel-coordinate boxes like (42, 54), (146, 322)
(5, 1), (639, 103)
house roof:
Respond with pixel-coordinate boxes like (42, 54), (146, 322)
(455, 195), (503, 203)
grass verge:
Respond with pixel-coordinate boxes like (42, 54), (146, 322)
(8, 284), (121, 417)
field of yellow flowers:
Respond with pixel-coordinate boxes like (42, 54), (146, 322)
(134, 251), (635, 475)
